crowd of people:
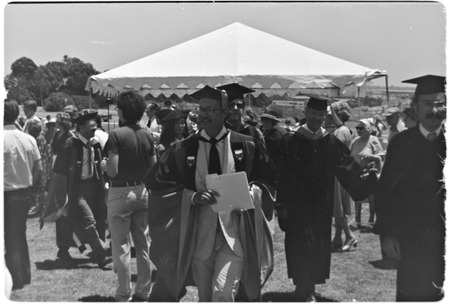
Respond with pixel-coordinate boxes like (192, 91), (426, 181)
(3, 74), (445, 302)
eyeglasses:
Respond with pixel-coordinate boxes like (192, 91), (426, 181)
(419, 100), (446, 108)
(198, 106), (221, 115)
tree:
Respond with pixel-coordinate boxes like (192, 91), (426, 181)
(11, 57), (38, 78)
(38, 61), (67, 94)
(43, 92), (73, 112)
(71, 95), (99, 110)
(4, 57), (39, 103)
(60, 56), (99, 95)
(5, 55), (101, 106)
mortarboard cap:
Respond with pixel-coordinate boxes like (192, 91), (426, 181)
(402, 75), (446, 95)
(302, 93), (329, 111)
(73, 109), (98, 125)
(216, 83), (254, 103)
(190, 85), (228, 110)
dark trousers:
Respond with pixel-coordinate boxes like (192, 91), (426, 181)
(70, 179), (101, 244)
(56, 179), (106, 251)
(56, 215), (74, 250)
(397, 232), (445, 301)
(148, 275), (186, 302)
(4, 188), (32, 289)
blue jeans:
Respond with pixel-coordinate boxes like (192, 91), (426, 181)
(107, 184), (152, 301)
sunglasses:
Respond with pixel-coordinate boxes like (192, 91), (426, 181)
(228, 102), (245, 109)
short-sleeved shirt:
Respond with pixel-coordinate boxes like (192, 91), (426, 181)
(350, 135), (384, 166)
(105, 124), (155, 182)
(4, 124), (41, 191)
(334, 125), (353, 148)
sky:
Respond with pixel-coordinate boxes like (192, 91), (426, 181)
(2, 1), (447, 87)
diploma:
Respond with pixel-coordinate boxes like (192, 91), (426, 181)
(206, 171), (254, 212)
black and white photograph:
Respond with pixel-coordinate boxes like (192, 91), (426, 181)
(2, 0), (447, 302)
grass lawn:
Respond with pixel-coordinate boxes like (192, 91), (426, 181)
(10, 203), (397, 302)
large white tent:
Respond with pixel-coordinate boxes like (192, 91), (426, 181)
(86, 22), (387, 98)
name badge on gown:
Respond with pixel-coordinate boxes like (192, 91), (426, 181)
(235, 149), (244, 161)
(187, 156), (195, 167)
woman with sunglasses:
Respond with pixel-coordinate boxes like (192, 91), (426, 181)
(350, 119), (384, 229)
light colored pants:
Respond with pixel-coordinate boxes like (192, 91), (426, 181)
(107, 184), (152, 302)
(192, 231), (244, 302)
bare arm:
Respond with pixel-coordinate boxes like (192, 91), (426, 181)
(106, 152), (119, 178)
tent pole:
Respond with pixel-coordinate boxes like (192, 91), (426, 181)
(89, 89), (92, 109)
(384, 75), (390, 107)
(357, 86), (361, 119)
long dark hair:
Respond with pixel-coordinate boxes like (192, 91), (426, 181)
(159, 118), (188, 147)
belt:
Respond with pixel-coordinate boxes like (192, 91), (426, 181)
(110, 180), (144, 187)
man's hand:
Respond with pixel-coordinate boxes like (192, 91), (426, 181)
(361, 162), (378, 180)
(100, 158), (108, 172)
(192, 190), (220, 206)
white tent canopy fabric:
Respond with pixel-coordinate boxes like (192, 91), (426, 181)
(86, 22), (387, 98)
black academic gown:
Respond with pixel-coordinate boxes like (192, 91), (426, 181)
(225, 121), (266, 148)
(51, 136), (107, 241)
(264, 124), (287, 167)
(276, 129), (376, 285)
(146, 130), (277, 301)
(373, 127), (445, 301)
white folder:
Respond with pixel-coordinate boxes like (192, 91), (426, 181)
(206, 171), (254, 213)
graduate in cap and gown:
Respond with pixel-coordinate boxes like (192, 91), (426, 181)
(146, 85), (276, 302)
(217, 83), (266, 147)
(276, 94), (378, 301)
(373, 75), (446, 301)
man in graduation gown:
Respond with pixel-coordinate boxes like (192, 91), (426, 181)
(217, 83), (266, 147)
(146, 85), (276, 302)
(51, 110), (111, 268)
(373, 75), (446, 301)
(276, 95), (378, 301)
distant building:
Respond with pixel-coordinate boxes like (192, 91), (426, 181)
(368, 89), (415, 100)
